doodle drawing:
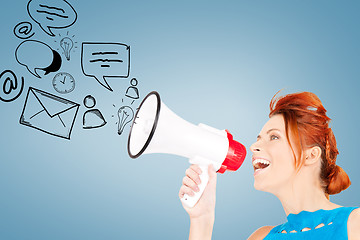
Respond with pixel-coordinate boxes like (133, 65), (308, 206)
(117, 106), (134, 135)
(82, 95), (107, 129)
(13, 22), (35, 39)
(19, 87), (79, 139)
(125, 78), (139, 100)
(27, 0), (77, 37)
(60, 37), (73, 61)
(15, 40), (62, 78)
(0, 70), (24, 103)
(81, 42), (130, 91)
(55, 32), (78, 61)
(52, 72), (75, 94)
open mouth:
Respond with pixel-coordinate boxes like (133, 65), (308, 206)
(253, 158), (271, 172)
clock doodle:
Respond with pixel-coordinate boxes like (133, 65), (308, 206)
(52, 72), (75, 94)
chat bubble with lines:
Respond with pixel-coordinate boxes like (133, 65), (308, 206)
(81, 42), (130, 92)
(27, 0), (77, 37)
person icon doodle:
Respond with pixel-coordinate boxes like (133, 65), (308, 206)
(125, 78), (139, 99)
(82, 95), (107, 129)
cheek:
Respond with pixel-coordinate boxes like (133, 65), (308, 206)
(272, 162), (296, 182)
(275, 141), (296, 163)
(254, 141), (297, 191)
(270, 144), (297, 175)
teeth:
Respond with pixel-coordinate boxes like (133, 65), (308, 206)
(252, 158), (270, 167)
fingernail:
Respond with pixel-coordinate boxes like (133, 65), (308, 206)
(196, 178), (201, 185)
(195, 186), (200, 192)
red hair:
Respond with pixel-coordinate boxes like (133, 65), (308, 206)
(269, 91), (351, 198)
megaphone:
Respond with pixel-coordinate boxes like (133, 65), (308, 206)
(127, 91), (246, 208)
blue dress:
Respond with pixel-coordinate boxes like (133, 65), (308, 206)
(264, 207), (358, 239)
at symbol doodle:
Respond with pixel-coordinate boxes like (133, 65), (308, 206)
(0, 70), (24, 103)
(13, 22), (35, 39)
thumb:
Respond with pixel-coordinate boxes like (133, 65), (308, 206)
(199, 164), (217, 204)
(207, 164), (217, 187)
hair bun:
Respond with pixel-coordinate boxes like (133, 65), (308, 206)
(327, 165), (351, 195)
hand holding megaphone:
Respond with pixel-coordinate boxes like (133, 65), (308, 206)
(179, 164), (218, 217)
(127, 91), (246, 208)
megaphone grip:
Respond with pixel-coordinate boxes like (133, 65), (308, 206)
(181, 164), (210, 208)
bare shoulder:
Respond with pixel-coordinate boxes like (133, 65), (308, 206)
(247, 226), (274, 240)
(348, 208), (360, 240)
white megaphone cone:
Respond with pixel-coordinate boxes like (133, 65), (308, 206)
(128, 91), (246, 208)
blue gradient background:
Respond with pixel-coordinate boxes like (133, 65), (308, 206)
(1, 1), (359, 239)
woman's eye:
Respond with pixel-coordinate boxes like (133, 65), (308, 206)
(270, 135), (279, 140)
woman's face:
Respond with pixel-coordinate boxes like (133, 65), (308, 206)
(250, 114), (298, 194)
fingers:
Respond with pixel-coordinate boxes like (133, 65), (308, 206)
(185, 165), (202, 185)
(182, 175), (200, 192)
(179, 165), (202, 199)
(189, 164), (203, 175)
(179, 185), (195, 199)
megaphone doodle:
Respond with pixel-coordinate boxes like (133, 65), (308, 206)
(127, 91), (246, 208)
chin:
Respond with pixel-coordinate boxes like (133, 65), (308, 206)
(253, 176), (273, 193)
(254, 179), (266, 191)
(252, 165), (277, 192)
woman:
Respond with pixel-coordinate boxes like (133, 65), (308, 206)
(179, 91), (360, 239)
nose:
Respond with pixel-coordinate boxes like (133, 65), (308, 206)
(250, 141), (261, 153)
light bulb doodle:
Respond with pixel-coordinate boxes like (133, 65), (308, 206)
(55, 32), (78, 61)
(117, 106), (134, 135)
(60, 37), (73, 61)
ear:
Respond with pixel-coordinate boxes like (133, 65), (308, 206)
(303, 146), (322, 166)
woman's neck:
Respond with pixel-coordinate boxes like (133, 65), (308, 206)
(274, 171), (341, 216)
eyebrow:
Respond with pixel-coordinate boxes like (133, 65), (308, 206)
(257, 128), (281, 140)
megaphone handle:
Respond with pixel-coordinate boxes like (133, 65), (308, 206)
(181, 164), (210, 208)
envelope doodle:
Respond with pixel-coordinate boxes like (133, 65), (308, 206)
(19, 87), (79, 139)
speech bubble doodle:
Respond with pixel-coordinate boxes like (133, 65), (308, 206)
(81, 42), (130, 92)
(0, 70), (25, 102)
(13, 22), (35, 39)
(27, 0), (77, 37)
(15, 40), (62, 78)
